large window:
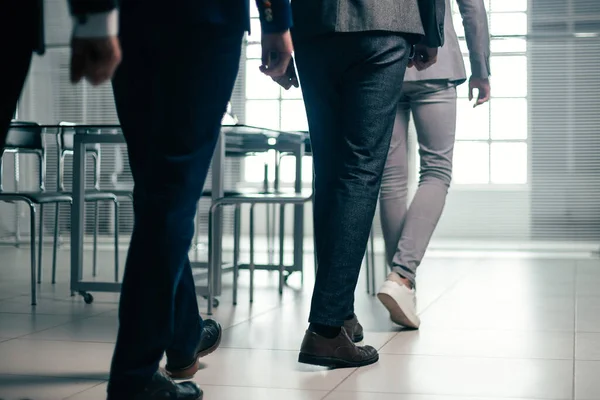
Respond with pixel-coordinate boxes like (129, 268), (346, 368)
(242, 8), (310, 184)
(242, 1), (529, 186)
(451, 0), (528, 185)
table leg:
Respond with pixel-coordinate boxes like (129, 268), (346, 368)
(293, 142), (305, 282)
(70, 133), (86, 296)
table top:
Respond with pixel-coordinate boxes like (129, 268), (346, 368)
(10, 122), (310, 155)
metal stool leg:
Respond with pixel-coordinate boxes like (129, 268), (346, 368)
(51, 203), (59, 284)
(28, 204), (37, 306)
(249, 204), (255, 303)
(278, 204), (285, 295)
(37, 204), (44, 284)
(369, 229), (376, 296)
(92, 202), (99, 277)
(365, 244), (371, 294)
(233, 204), (241, 305)
(114, 200), (120, 282)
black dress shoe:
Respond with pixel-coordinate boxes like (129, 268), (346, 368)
(109, 370), (203, 400)
(298, 327), (378, 368)
(166, 319), (222, 379)
(343, 314), (364, 342)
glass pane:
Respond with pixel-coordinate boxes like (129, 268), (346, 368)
(453, 141), (490, 184)
(245, 100), (280, 130)
(245, 60), (281, 99)
(279, 155), (314, 183)
(490, 56), (527, 97)
(491, 142), (527, 184)
(247, 19), (262, 42)
(243, 155), (269, 183)
(281, 84), (303, 100)
(490, 0), (527, 12)
(456, 99), (490, 140)
(491, 38), (527, 53)
(491, 98), (527, 140)
(281, 100), (308, 131)
(250, 4), (260, 18)
(246, 44), (262, 60)
(490, 13), (527, 36)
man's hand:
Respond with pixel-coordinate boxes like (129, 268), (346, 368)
(70, 36), (121, 86)
(259, 31), (293, 79)
(408, 45), (438, 71)
(468, 77), (491, 108)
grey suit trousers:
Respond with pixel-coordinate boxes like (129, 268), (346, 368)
(379, 81), (456, 285)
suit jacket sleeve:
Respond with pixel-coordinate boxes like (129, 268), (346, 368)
(418, 0), (445, 47)
(255, 0), (292, 33)
(68, 0), (117, 15)
(456, 0), (490, 78)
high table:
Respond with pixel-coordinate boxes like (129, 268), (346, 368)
(64, 124), (306, 305)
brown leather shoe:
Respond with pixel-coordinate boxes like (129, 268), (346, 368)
(343, 314), (364, 343)
(298, 327), (378, 368)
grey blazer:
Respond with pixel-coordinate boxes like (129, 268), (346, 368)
(404, 0), (490, 83)
(291, 0), (445, 47)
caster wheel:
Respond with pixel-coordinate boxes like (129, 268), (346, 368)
(82, 292), (94, 304)
(202, 296), (220, 308)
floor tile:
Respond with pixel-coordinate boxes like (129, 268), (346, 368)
(577, 297), (600, 332)
(575, 361), (600, 400)
(192, 348), (355, 390)
(576, 333), (600, 360)
(221, 304), (397, 351)
(338, 354), (573, 399)
(325, 393), (548, 400)
(380, 328), (574, 360)
(0, 296), (116, 316)
(202, 386), (328, 400)
(23, 315), (118, 343)
(0, 374), (102, 400)
(65, 382), (108, 399)
(0, 313), (73, 338)
(0, 339), (113, 379)
(420, 293), (575, 332)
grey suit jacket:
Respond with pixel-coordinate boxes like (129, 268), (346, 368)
(291, 0), (445, 47)
(404, 0), (490, 83)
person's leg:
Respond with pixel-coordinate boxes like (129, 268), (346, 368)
(379, 98), (411, 266)
(0, 3), (34, 148)
(294, 32), (411, 367)
(377, 81), (456, 329)
(391, 81), (456, 284)
(107, 19), (243, 398)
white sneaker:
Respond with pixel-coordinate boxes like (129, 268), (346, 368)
(377, 273), (420, 329)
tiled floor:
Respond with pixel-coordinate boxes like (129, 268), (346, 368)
(0, 244), (599, 400)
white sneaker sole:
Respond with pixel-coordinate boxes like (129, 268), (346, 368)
(377, 281), (420, 329)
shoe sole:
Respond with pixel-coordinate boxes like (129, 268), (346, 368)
(377, 291), (419, 329)
(298, 352), (379, 369)
(167, 328), (223, 380)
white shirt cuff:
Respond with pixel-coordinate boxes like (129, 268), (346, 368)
(72, 9), (119, 38)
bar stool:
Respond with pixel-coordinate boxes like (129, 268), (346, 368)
(0, 122), (72, 305)
(206, 191), (313, 314)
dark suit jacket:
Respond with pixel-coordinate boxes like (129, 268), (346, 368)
(292, 0), (445, 47)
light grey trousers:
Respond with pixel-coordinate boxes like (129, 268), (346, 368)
(379, 80), (457, 285)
